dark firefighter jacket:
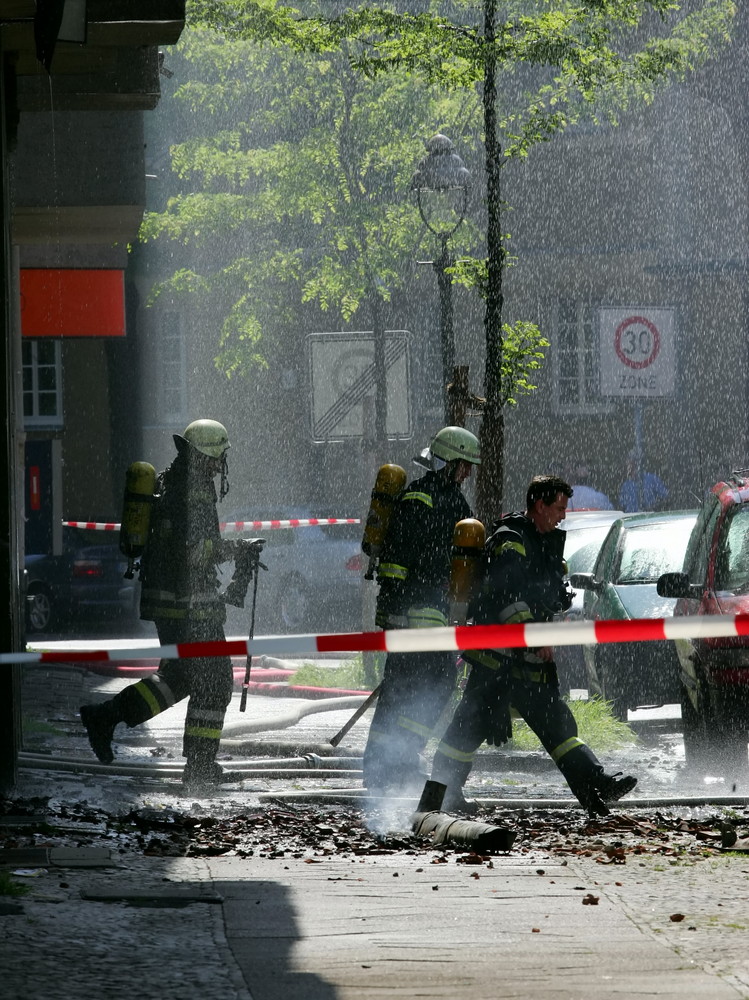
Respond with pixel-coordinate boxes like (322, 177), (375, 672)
(139, 455), (228, 624)
(376, 469), (471, 621)
(464, 512), (571, 669)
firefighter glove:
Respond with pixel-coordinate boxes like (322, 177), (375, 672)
(223, 537), (266, 607)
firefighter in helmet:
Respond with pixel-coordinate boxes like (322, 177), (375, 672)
(362, 425), (480, 796)
(80, 419), (262, 791)
(429, 474), (638, 815)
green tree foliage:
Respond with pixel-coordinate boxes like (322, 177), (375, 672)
(189, 2), (736, 134)
(143, 3), (735, 528)
(140, 26), (482, 378)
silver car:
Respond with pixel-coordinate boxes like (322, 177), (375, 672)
(221, 506), (363, 635)
(555, 510), (625, 694)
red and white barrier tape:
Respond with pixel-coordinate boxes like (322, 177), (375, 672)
(220, 517), (360, 532)
(9, 614), (749, 666)
(62, 518), (360, 532)
(63, 521), (119, 531)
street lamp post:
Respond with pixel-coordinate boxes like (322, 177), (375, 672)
(412, 134), (470, 424)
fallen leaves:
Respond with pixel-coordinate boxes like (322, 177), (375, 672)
(597, 846), (626, 864)
(3, 796), (749, 867)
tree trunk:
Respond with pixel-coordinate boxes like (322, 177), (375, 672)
(370, 290), (388, 452)
(476, 0), (505, 528)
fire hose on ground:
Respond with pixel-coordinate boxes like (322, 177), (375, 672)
(410, 780), (517, 853)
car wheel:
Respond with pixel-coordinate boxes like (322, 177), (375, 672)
(555, 647), (587, 699)
(595, 649), (629, 722)
(680, 682), (711, 770)
(277, 573), (313, 633)
(711, 726), (749, 780)
(708, 688), (749, 779)
(27, 586), (54, 633)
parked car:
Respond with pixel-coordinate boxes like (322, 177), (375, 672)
(571, 510), (697, 719)
(555, 510), (624, 694)
(657, 474), (749, 773)
(24, 527), (139, 634)
(220, 507), (363, 634)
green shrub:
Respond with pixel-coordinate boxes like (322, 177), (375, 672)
(507, 697), (637, 752)
(290, 653), (383, 690)
(0, 871), (30, 898)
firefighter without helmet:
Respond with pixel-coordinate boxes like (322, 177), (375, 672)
(183, 419), (230, 458)
(430, 426), (481, 466)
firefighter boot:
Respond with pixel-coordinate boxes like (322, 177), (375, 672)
(79, 702), (120, 764)
(182, 759), (225, 793)
(182, 729), (225, 793)
(430, 746), (478, 814)
(440, 787), (480, 815)
(555, 743), (618, 817)
(598, 772), (638, 804)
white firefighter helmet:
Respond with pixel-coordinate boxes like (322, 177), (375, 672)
(430, 426), (481, 466)
(182, 419), (231, 459)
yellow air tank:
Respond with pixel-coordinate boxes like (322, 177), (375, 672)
(119, 461), (157, 578)
(362, 463), (407, 579)
(448, 518), (486, 625)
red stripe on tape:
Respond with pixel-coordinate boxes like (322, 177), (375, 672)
(317, 631), (387, 653)
(174, 639), (249, 659)
(595, 618), (667, 644)
(40, 649), (113, 662)
(735, 615), (749, 636)
(455, 623), (527, 649)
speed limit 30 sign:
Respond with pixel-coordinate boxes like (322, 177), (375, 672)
(599, 307), (676, 397)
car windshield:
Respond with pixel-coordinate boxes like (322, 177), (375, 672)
(564, 525), (612, 571)
(615, 519), (694, 584)
(714, 504), (749, 592)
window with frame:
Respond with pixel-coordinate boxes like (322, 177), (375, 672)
(159, 310), (187, 422)
(552, 299), (612, 415)
(22, 339), (63, 427)
(687, 496), (720, 587)
(714, 505), (749, 593)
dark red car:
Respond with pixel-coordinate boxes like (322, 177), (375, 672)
(658, 473), (749, 775)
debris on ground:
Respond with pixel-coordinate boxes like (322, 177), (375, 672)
(2, 796), (748, 867)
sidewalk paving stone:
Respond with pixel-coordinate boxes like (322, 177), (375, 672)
(209, 852), (747, 1000)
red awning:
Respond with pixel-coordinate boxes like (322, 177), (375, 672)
(20, 269), (125, 337)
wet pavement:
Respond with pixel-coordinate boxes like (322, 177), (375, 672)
(4, 794), (749, 999)
(6, 654), (749, 998)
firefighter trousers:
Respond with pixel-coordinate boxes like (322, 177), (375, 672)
(430, 660), (606, 808)
(103, 617), (233, 769)
(362, 648), (458, 792)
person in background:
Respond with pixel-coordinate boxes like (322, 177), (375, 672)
(428, 474), (637, 816)
(80, 419), (263, 792)
(566, 464), (614, 511)
(618, 452), (669, 512)
(362, 425), (480, 797)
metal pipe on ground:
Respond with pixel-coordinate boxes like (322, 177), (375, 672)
(19, 752), (362, 770)
(410, 781), (517, 853)
(18, 753), (362, 780)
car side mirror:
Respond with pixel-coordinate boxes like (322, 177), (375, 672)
(569, 572), (601, 593)
(657, 571), (694, 599)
